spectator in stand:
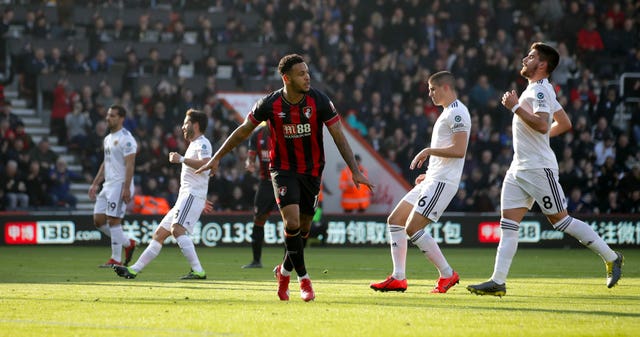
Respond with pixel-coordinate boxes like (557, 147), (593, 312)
(5, 136), (30, 171)
(594, 87), (620, 125)
(576, 18), (604, 68)
(196, 16), (215, 54)
(143, 47), (166, 76)
(134, 13), (157, 43)
(22, 10), (35, 36)
(83, 120), (107, 176)
(29, 137), (59, 172)
(47, 47), (66, 74)
(0, 101), (21, 130)
(13, 121), (33, 153)
(67, 50), (90, 74)
(65, 100), (92, 153)
(109, 18), (129, 41)
(122, 50), (142, 95)
(615, 134), (636, 171)
(32, 12), (50, 39)
(25, 160), (51, 209)
(87, 15), (109, 57)
(95, 82), (116, 111)
(21, 47), (49, 104)
(50, 78), (74, 145)
(1, 160), (29, 210)
(89, 48), (114, 73)
(48, 157), (82, 209)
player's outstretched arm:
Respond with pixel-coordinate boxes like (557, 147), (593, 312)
(195, 117), (258, 176)
(327, 120), (375, 191)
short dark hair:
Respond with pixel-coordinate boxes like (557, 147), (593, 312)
(278, 54), (305, 75)
(428, 71), (456, 88)
(186, 108), (207, 133)
(531, 42), (559, 75)
(109, 104), (127, 118)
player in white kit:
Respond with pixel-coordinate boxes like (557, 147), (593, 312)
(114, 109), (212, 280)
(89, 105), (137, 268)
(370, 71), (470, 294)
(467, 42), (623, 296)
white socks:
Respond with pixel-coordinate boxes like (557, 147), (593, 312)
(553, 216), (618, 262)
(176, 235), (204, 273)
(388, 225), (408, 280)
(109, 224), (130, 262)
(130, 239), (162, 273)
(97, 224), (111, 237)
(409, 229), (453, 278)
(491, 218), (519, 285)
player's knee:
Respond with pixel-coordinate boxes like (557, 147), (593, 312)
(170, 223), (187, 237)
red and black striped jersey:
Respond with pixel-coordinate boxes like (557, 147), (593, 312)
(247, 125), (272, 181)
(248, 87), (340, 177)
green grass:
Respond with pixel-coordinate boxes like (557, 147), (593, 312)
(0, 245), (638, 337)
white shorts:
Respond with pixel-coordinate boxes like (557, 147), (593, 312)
(402, 179), (458, 222)
(157, 192), (206, 234)
(501, 168), (567, 215)
(93, 183), (134, 218)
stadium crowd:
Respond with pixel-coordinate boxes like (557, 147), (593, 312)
(0, 0), (638, 214)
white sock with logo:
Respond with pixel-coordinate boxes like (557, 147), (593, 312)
(109, 224), (126, 262)
(410, 229), (452, 278)
(389, 225), (408, 280)
(553, 216), (617, 262)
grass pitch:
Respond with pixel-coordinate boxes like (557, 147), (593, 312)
(0, 245), (637, 337)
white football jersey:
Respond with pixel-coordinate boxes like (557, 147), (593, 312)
(180, 134), (212, 199)
(511, 78), (562, 170)
(425, 99), (471, 185)
(103, 128), (137, 188)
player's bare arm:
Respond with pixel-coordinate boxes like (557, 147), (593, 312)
(122, 153), (136, 204)
(502, 90), (549, 134)
(169, 151), (211, 170)
(195, 117), (258, 175)
(410, 131), (468, 169)
(327, 120), (375, 191)
(89, 162), (105, 201)
(549, 108), (572, 137)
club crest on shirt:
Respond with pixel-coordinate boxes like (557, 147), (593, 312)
(302, 106), (312, 119)
(537, 92), (544, 99)
(278, 186), (287, 196)
(114, 140), (118, 146)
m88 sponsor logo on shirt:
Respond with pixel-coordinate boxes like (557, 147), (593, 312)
(282, 123), (311, 138)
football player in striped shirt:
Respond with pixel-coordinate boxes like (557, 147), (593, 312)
(196, 54), (373, 301)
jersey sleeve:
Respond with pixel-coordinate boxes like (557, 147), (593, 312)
(248, 96), (270, 125)
(530, 84), (553, 114)
(197, 139), (212, 159)
(448, 108), (471, 133)
(122, 135), (137, 156)
(317, 90), (340, 126)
